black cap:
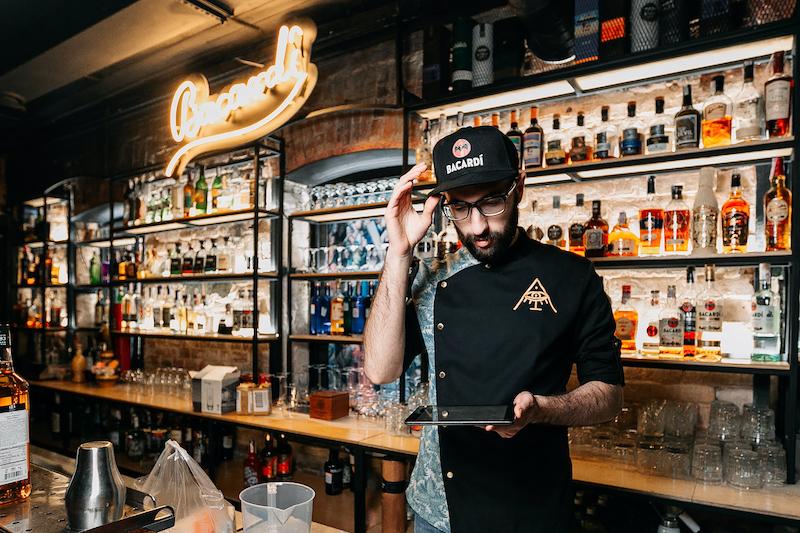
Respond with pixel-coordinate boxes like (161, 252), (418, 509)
(430, 125), (519, 196)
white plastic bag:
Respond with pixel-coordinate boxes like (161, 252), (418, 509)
(135, 439), (234, 533)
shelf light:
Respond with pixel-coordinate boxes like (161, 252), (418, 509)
(123, 222), (187, 235)
(575, 146), (793, 179)
(24, 197), (66, 208)
(187, 211), (257, 225)
(417, 80), (575, 119)
(524, 173), (574, 186)
(303, 203), (423, 223)
(574, 35), (794, 91)
(78, 237), (139, 248)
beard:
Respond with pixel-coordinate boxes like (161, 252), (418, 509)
(455, 206), (519, 263)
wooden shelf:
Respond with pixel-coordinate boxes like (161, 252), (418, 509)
(290, 271), (381, 280)
(111, 272), (278, 285)
(111, 330), (278, 343)
(621, 355), (790, 375)
(112, 208), (277, 235)
(290, 334), (364, 344)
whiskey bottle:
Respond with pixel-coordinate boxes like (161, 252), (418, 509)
(752, 263), (781, 362)
(607, 212), (639, 256)
(680, 267), (697, 357)
(721, 173), (749, 253)
(569, 112), (593, 162)
(696, 264), (723, 358)
(664, 185), (691, 254)
(692, 167), (719, 254)
(619, 101), (644, 156)
(506, 110), (524, 167)
(702, 75), (733, 147)
(593, 106), (618, 160)
(733, 61), (765, 142)
(182, 176), (194, 218)
(491, 113), (500, 129)
(659, 285), (684, 359)
(546, 196), (566, 249)
(646, 97), (672, 154)
(523, 106), (544, 171)
(0, 325), (31, 505)
(764, 156), (791, 251)
(614, 285), (638, 354)
(330, 283), (345, 335)
(675, 85), (701, 150)
(641, 290), (661, 357)
(525, 200), (545, 242)
(544, 114), (568, 166)
(765, 51), (792, 138)
(583, 200), (609, 258)
(194, 168), (209, 215)
(568, 194), (588, 256)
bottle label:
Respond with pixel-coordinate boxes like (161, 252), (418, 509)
(766, 198), (789, 223)
(639, 212), (664, 247)
(0, 406), (28, 485)
(509, 136), (522, 160)
(659, 318), (683, 346)
(568, 223), (586, 246)
(182, 257), (194, 272)
(261, 457), (277, 480)
(278, 455), (291, 475)
(546, 139), (562, 152)
(474, 45), (491, 61)
(620, 128), (642, 154)
(722, 212), (749, 247)
(204, 256), (217, 272)
(332, 304), (343, 322)
(766, 80), (791, 122)
(223, 436), (233, 449)
(664, 210), (689, 245)
(244, 465), (260, 487)
(547, 225), (563, 242)
(570, 136), (588, 161)
(647, 124), (670, 152)
(608, 237), (636, 255)
(352, 307), (360, 319)
(585, 229), (605, 250)
(692, 207), (718, 249)
(0, 329), (9, 348)
(704, 102), (727, 120)
(675, 115), (699, 147)
(752, 296), (777, 333)
(735, 97), (762, 139)
(615, 317), (636, 340)
(697, 300), (722, 331)
(643, 320), (660, 347)
(682, 303), (697, 334)
(170, 258), (181, 274)
(310, 304), (316, 315)
(523, 132), (542, 166)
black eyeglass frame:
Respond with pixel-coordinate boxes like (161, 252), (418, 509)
(440, 180), (518, 221)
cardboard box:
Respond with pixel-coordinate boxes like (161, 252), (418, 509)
(309, 391), (350, 421)
(190, 365), (240, 414)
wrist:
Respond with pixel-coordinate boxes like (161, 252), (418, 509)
(385, 248), (414, 269)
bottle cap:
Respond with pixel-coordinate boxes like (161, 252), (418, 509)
(553, 114), (560, 129)
(704, 264), (716, 282)
(601, 106), (609, 122)
(758, 262), (771, 284)
(647, 175), (656, 195)
(530, 106), (539, 120)
(618, 211), (627, 224)
(713, 75), (725, 92)
(667, 285), (676, 298)
(577, 112), (585, 127)
(552, 196), (561, 209)
(671, 185), (683, 199)
(731, 173), (742, 188)
(576, 193), (584, 206)
(592, 199), (601, 212)
(686, 266), (695, 283)
(627, 101), (636, 117)
(655, 97), (665, 114)
(743, 61), (754, 82)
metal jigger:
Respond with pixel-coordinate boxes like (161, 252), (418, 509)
(65, 441), (127, 531)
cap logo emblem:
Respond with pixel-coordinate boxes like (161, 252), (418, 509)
(452, 139), (471, 158)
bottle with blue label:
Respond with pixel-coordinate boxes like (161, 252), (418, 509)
(319, 283), (331, 335)
(506, 110), (524, 168)
(619, 101), (644, 156)
(523, 106), (544, 171)
(309, 282), (319, 335)
(351, 282), (366, 335)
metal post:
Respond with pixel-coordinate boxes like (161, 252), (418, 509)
(276, 137), (287, 375)
(252, 145), (260, 379)
(353, 446), (367, 533)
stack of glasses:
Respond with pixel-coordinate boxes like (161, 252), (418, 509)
(299, 178), (400, 212)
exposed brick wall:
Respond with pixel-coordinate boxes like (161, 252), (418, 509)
(142, 339), (269, 375)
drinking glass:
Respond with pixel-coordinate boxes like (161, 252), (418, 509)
(758, 443), (787, 486)
(326, 365), (343, 391)
(709, 400), (741, 441)
(692, 443), (723, 483)
(612, 431), (638, 468)
(637, 399), (667, 439)
(658, 439), (692, 479)
(742, 406), (776, 445)
(590, 427), (616, 457)
(636, 438), (664, 474)
(569, 427), (595, 458)
(664, 401), (698, 439)
(727, 449), (764, 489)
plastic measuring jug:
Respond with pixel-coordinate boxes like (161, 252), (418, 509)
(239, 482), (315, 533)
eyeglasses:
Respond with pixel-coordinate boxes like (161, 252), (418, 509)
(441, 181), (517, 221)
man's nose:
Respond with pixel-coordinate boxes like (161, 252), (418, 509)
(469, 206), (489, 236)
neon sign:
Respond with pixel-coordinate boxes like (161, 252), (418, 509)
(165, 21), (317, 176)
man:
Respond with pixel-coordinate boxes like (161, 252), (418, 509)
(364, 126), (624, 532)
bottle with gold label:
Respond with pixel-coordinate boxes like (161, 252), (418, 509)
(639, 176), (664, 255)
(614, 285), (638, 354)
(764, 157), (791, 251)
(608, 212), (639, 256)
(544, 114), (568, 166)
(702, 75), (733, 147)
(664, 185), (691, 254)
(569, 112), (593, 162)
(0, 325), (31, 505)
(721, 173), (750, 253)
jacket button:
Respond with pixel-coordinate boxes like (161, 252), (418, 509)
(446, 471), (454, 479)
(484, 264), (491, 269)
(438, 370), (446, 379)
(440, 281), (447, 288)
(436, 323), (444, 331)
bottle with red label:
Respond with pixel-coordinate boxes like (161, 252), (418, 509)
(679, 267), (697, 357)
(641, 290), (662, 357)
(659, 285), (684, 359)
(276, 433), (293, 481)
(244, 440), (261, 488)
(259, 432), (277, 482)
(765, 51), (793, 138)
(697, 265), (723, 358)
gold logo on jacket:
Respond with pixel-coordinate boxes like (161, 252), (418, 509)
(513, 278), (558, 313)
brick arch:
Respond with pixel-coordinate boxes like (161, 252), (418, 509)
(279, 108), (408, 173)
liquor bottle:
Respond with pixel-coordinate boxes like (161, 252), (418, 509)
(259, 433), (277, 482)
(151, 286), (162, 329)
(544, 114), (568, 166)
(568, 194), (587, 256)
(721, 173), (750, 253)
(351, 282), (366, 335)
(90, 251), (102, 286)
(639, 176), (664, 255)
(217, 237), (231, 273)
(523, 106), (544, 171)
(506, 110), (524, 167)
(126, 411), (145, 460)
(702, 75), (733, 148)
(752, 263), (781, 362)
(569, 112), (593, 162)
(204, 240), (218, 273)
(193, 242), (206, 274)
(607, 212), (639, 256)
(330, 283), (345, 335)
(680, 267), (697, 357)
(630, 0), (659, 52)
(309, 282), (320, 335)
(658, 285), (684, 359)
(593, 106), (618, 160)
(646, 97), (672, 154)
(546, 196), (566, 249)
(183, 176), (194, 218)
(324, 449), (344, 496)
(181, 245), (195, 275)
(525, 200), (545, 242)
(696, 264), (723, 358)
(764, 156), (791, 251)
(619, 101), (644, 156)
(692, 167), (719, 254)
(0, 325), (31, 504)
(319, 284), (332, 335)
(276, 433), (293, 481)
(244, 440), (261, 487)
(169, 245), (181, 276)
(211, 173), (223, 213)
(765, 51), (792, 138)
(194, 168), (208, 215)
(664, 185), (691, 254)
(583, 200), (609, 258)
(343, 283), (353, 335)
(734, 61), (765, 142)
(450, 16), (473, 92)
(613, 286), (638, 354)
(641, 290), (662, 356)
(161, 287), (172, 331)
(471, 22), (493, 87)
(675, 85), (701, 150)
(491, 113), (500, 129)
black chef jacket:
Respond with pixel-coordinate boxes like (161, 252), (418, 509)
(404, 230), (623, 533)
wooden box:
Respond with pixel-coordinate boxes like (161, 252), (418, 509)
(309, 391), (350, 421)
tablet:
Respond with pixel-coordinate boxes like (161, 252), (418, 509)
(404, 405), (515, 426)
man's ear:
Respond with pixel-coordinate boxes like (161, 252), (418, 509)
(515, 173), (525, 204)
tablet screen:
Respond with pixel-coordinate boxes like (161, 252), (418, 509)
(404, 405), (514, 426)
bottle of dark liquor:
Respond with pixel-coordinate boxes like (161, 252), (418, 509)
(675, 85), (701, 150)
(451, 17), (473, 92)
(276, 433), (293, 481)
(523, 106), (544, 171)
(765, 51), (793, 138)
(764, 156), (792, 251)
(351, 282), (366, 335)
(593, 106), (617, 159)
(324, 449), (344, 496)
(569, 112), (593, 162)
(680, 267), (697, 357)
(583, 200), (609, 258)
(221, 426), (235, 461)
(619, 102), (644, 156)
(259, 432), (277, 482)
(721, 173), (750, 253)
(506, 110), (524, 167)
(0, 326), (31, 505)
(244, 440), (261, 488)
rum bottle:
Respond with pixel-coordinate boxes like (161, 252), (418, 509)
(752, 263), (781, 362)
(639, 179), (664, 255)
(568, 194), (588, 256)
(721, 173), (750, 253)
(607, 212), (639, 256)
(734, 61), (765, 142)
(658, 285), (684, 359)
(613, 285), (638, 354)
(692, 167), (719, 254)
(583, 200), (609, 258)
(641, 290), (661, 357)
(696, 264), (723, 359)
(680, 267), (697, 357)
(765, 51), (792, 138)
(764, 156), (791, 251)
(664, 185), (691, 254)
(0, 325), (31, 504)
(244, 440), (261, 487)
